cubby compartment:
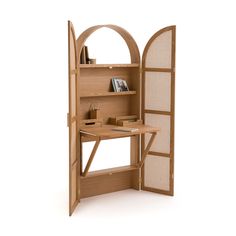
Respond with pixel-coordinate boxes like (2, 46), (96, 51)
(79, 66), (140, 124)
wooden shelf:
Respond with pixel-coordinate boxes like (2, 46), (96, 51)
(80, 91), (136, 98)
(80, 124), (159, 140)
(79, 63), (140, 68)
(81, 165), (138, 179)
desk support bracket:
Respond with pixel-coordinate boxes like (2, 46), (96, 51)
(139, 132), (157, 168)
(82, 139), (101, 177)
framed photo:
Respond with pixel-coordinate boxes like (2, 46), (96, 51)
(112, 77), (129, 92)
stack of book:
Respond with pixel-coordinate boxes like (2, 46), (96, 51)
(80, 46), (96, 64)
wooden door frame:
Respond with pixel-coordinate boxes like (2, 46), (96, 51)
(141, 26), (176, 195)
(68, 21), (80, 215)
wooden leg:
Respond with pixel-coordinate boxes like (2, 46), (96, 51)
(80, 137), (83, 175)
(130, 135), (139, 165)
(139, 132), (156, 168)
(82, 139), (100, 177)
(130, 135), (140, 190)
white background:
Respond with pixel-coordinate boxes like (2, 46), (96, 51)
(0, 0), (236, 235)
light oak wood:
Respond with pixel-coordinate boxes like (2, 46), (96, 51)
(130, 135), (140, 190)
(80, 96), (133, 123)
(68, 22), (175, 215)
(81, 165), (138, 178)
(109, 115), (138, 125)
(143, 68), (173, 72)
(117, 119), (142, 127)
(68, 21), (80, 216)
(76, 25), (140, 63)
(80, 124), (159, 140)
(80, 63), (139, 68)
(80, 67), (135, 93)
(79, 65), (140, 124)
(170, 26), (176, 196)
(139, 132), (157, 168)
(144, 109), (172, 115)
(82, 139), (100, 176)
(148, 151), (170, 158)
(80, 91), (136, 98)
(80, 169), (138, 198)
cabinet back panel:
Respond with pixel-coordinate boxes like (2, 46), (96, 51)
(80, 67), (134, 93)
(80, 96), (138, 123)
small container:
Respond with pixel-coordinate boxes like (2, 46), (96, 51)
(89, 59), (96, 64)
(90, 108), (101, 119)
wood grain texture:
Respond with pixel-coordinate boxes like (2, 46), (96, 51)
(81, 165), (138, 178)
(79, 63), (139, 68)
(80, 169), (138, 198)
(79, 66), (140, 123)
(130, 136), (140, 190)
(139, 132), (157, 168)
(80, 124), (159, 140)
(169, 26), (176, 196)
(68, 21), (80, 216)
(80, 96), (133, 123)
(82, 139), (100, 176)
(80, 91), (136, 98)
(68, 23), (175, 215)
(76, 25), (140, 63)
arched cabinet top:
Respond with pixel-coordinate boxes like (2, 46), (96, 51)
(76, 24), (140, 64)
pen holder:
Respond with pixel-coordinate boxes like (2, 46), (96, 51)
(90, 108), (101, 119)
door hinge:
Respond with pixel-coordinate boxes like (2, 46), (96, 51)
(67, 113), (77, 127)
(71, 69), (78, 75)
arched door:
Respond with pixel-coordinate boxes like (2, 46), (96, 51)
(142, 26), (176, 195)
(68, 21), (80, 215)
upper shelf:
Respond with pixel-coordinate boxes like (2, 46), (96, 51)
(79, 63), (140, 68)
(80, 91), (136, 98)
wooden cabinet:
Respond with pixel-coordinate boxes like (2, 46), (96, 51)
(68, 21), (176, 216)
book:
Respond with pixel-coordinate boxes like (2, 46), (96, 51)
(80, 46), (86, 64)
(111, 77), (129, 92)
(111, 78), (117, 92)
(80, 45), (90, 64)
(112, 127), (139, 132)
(85, 46), (90, 64)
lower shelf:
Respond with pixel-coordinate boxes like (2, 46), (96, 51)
(80, 165), (139, 198)
(81, 165), (138, 179)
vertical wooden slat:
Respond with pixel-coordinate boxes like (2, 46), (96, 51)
(130, 135), (140, 190)
(169, 26), (176, 195)
(68, 21), (80, 216)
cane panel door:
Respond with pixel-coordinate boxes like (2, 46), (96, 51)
(142, 26), (176, 195)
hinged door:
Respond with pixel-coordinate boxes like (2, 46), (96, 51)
(141, 26), (176, 195)
(68, 21), (80, 215)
